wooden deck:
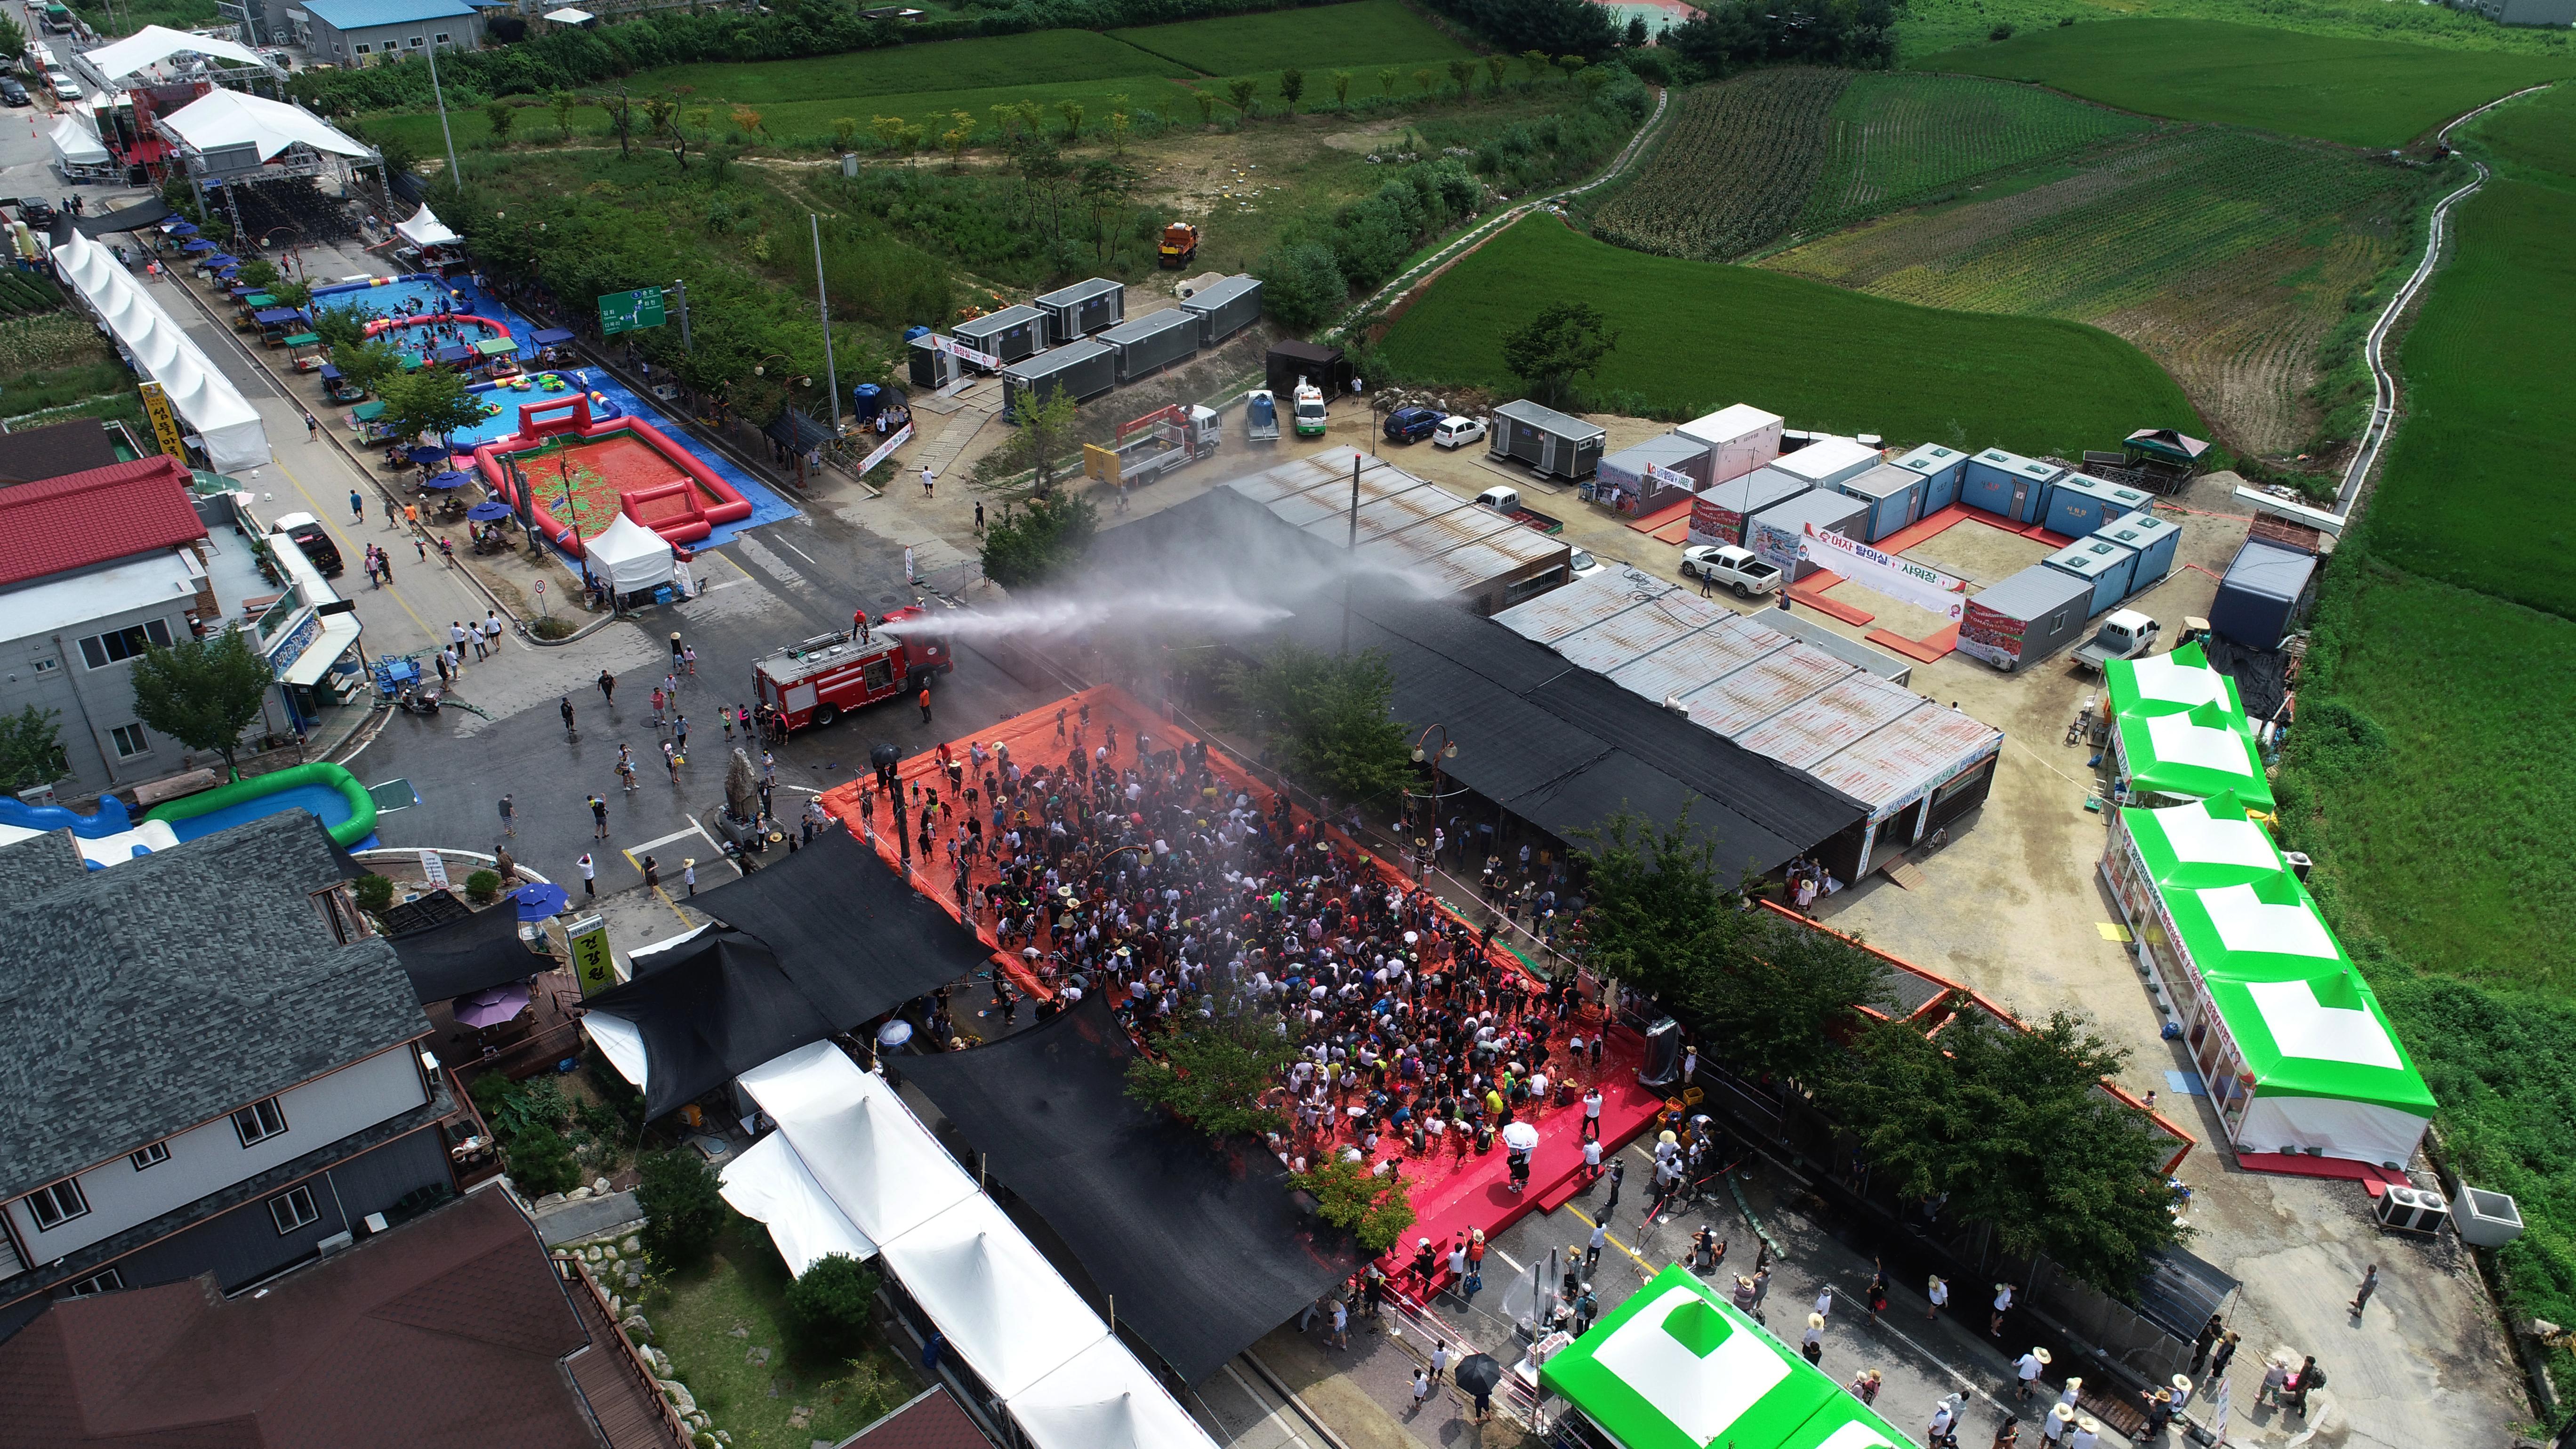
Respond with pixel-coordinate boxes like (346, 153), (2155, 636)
(557, 1257), (689, 1449)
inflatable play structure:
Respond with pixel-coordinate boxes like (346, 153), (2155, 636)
(0, 792), (181, 869)
(362, 311), (509, 342)
(475, 392), (751, 556)
(143, 761), (378, 848)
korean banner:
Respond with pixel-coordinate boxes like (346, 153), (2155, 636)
(1800, 522), (1967, 620)
(858, 423), (915, 477)
(931, 334), (1000, 370)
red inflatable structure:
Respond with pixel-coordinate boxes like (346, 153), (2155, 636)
(473, 394), (753, 557)
(361, 311), (509, 341)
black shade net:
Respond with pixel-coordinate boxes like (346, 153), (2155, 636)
(902, 994), (1358, 1385)
(584, 930), (838, 1119)
(386, 891), (546, 1003)
(692, 827), (995, 1023)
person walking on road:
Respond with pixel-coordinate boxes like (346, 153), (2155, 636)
(2348, 1265), (2378, 1318)
(1801, 1312), (1827, 1365)
(643, 856), (660, 893)
(497, 794), (515, 836)
(561, 695), (577, 740)
(307, 413), (320, 442)
(1749, 1266), (1771, 1323)
(598, 669), (616, 704)
(2016, 1346), (2051, 1403)
(1927, 1275), (1949, 1321)
(662, 740), (680, 783)
(589, 795), (610, 838)
(1992, 1281), (2015, 1337)
(1600, 1157), (1624, 1222)
(578, 852), (596, 895)
(682, 858), (697, 895)
(616, 744), (637, 792)
(918, 685), (934, 724)
(920, 463), (936, 498)
(1586, 1219), (1607, 1271)
(349, 489), (364, 523)
(673, 715), (690, 757)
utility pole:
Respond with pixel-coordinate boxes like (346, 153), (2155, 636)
(1341, 449), (1359, 654)
(425, 36), (462, 197)
(668, 277), (692, 353)
(810, 214), (839, 435)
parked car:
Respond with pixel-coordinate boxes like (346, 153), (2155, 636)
(1569, 548), (1608, 581)
(45, 69), (81, 102)
(271, 513), (345, 578)
(1431, 415), (1487, 450)
(0, 78), (30, 107)
(1382, 406), (1441, 443)
(15, 196), (56, 228)
(1680, 543), (1782, 598)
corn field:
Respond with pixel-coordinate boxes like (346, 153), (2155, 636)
(1594, 69), (1851, 262)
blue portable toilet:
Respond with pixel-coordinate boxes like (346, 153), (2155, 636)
(1960, 448), (2061, 524)
(2042, 536), (2139, 617)
(851, 382), (885, 423)
(2040, 472), (2152, 539)
(903, 325), (932, 341)
(1891, 443), (1967, 513)
(1826, 462), (1928, 543)
(2093, 510), (2181, 588)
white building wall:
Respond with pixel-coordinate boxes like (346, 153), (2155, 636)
(6, 1046), (426, 1259)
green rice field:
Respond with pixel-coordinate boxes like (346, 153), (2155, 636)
(1377, 215), (2200, 457)
(1914, 19), (2574, 148)
(1795, 72), (2151, 237)
(2475, 79), (2576, 182)
(1110, 1), (1473, 76)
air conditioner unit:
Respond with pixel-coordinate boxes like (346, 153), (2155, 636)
(316, 1230), (356, 1255)
(16, 783), (57, 808)
(2374, 1186), (2449, 1236)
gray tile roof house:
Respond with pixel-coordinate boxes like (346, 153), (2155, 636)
(0, 811), (426, 1201)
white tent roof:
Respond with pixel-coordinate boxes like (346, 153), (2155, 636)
(877, 1194), (1107, 1398)
(81, 24), (270, 81)
(719, 1130), (877, 1275)
(1014, 1337), (1212, 1449)
(735, 1042), (976, 1244)
(395, 203), (460, 250)
(543, 6), (595, 19)
(49, 229), (270, 474)
(586, 512), (676, 593)
(48, 113), (110, 167)
(2141, 710), (2257, 777)
(2123, 650), (2232, 710)
(158, 88), (374, 161)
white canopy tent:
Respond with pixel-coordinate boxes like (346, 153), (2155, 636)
(395, 203), (462, 250)
(877, 1194), (1108, 1398)
(1014, 1337), (1216, 1449)
(158, 88), (376, 162)
(80, 24), (274, 84)
(49, 229), (270, 474)
(48, 113), (112, 169)
(735, 1042), (975, 1244)
(585, 512), (677, 595)
(717, 1131), (877, 1276)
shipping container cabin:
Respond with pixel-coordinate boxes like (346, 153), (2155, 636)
(1688, 467), (1808, 547)
(2042, 535), (2141, 617)
(1489, 399), (1606, 481)
(2040, 471), (2152, 540)
(1768, 435), (1880, 490)
(1178, 274), (1263, 347)
(1673, 403), (1783, 487)
(1594, 433), (1711, 516)
(2209, 539), (2319, 649)
(1098, 306), (1200, 384)
(1746, 489), (1869, 581)
(951, 304), (1045, 370)
(1959, 447), (2061, 524)
(906, 332), (961, 391)
(1956, 564), (2094, 671)
(2093, 511), (2181, 589)
(1890, 442), (1968, 513)
(1032, 277), (1125, 345)
(1266, 340), (1351, 400)
(1000, 339), (1116, 416)
(1823, 461), (1927, 543)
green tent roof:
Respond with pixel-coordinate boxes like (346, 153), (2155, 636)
(1541, 1267), (1913, 1449)
(2105, 642), (2240, 719)
(349, 401), (386, 421)
(2104, 644), (2273, 810)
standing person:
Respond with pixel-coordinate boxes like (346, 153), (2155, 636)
(1849, 1369), (1882, 1406)
(650, 684), (666, 726)
(1582, 1085), (1603, 1140)
(1600, 1154), (1625, 1223)
(920, 463), (936, 498)
(662, 740), (680, 783)
(974, 500), (985, 534)
(1991, 1281), (2015, 1337)
(616, 744), (637, 793)
(2286, 1357), (2323, 1418)
(2139, 1389), (2175, 1440)
(1927, 1274), (1949, 1321)
(1813, 1285), (1834, 1323)
(2189, 1315), (2223, 1374)
(307, 412), (321, 442)
(497, 794), (515, 837)
(1430, 1342), (1450, 1384)
(589, 794), (610, 838)
(1993, 1416), (2019, 1449)
(2069, 1417), (2101, 1449)
(642, 856), (660, 893)
(561, 694), (577, 740)
(673, 714), (690, 757)
(681, 644), (696, 676)
(1586, 1219), (1607, 1271)
(1328, 1297), (1348, 1351)
(918, 684), (933, 725)
(2015, 1346), (2051, 1403)
(1801, 1313), (1826, 1366)
(2208, 1331), (2241, 1385)
(578, 852), (596, 896)
(1409, 1368), (1431, 1413)
(1866, 1271), (1888, 1323)
(598, 668), (617, 704)
(682, 858), (696, 896)
(2258, 1357), (2289, 1407)
(483, 611), (504, 656)
(349, 488), (364, 523)
(1465, 1229), (1487, 1296)
(2042, 1404), (2073, 1449)
(2347, 1264), (2379, 1318)
(1749, 1266), (1771, 1323)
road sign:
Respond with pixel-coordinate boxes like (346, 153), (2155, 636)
(137, 381), (187, 460)
(565, 913), (617, 996)
(599, 286), (667, 336)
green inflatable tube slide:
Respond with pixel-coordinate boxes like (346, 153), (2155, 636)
(142, 761), (378, 847)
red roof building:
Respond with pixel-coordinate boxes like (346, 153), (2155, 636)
(0, 456), (207, 591)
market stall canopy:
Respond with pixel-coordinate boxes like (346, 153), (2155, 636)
(2114, 700), (2273, 811)
(254, 307), (304, 326)
(691, 826), (993, 1025)
(902, 994), (1358, 1384)
(475, 337), (519, 356)
(2106, 643), (2239, 719)
(386, 891), (543, 1002)
(48, 229), (269, 474)
(584, 512), (676, 593)
(394, 204), (461, 250)
(1543, 1265), (1915, 1449)
(580, 928), (841, 1118)
(158, 88), (376, 162)
(542, 6), (596, 19)
(717, 1128), (877, 1276)
(81, 24), (272, 82)
(48, 114), (111, 168)
(432, 345), (476, 366)
(530, 327), (574, 346)
(735, 1041), (978, 1246)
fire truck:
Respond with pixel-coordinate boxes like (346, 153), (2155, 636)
(751, 606), (951, 733)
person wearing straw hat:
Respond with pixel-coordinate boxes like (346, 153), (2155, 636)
(2042, 1403), (2076, 1448)
(2140, 1386), (2176, 1438)
(2056, 1377), (2083, 1417)
(1992, 1281), (2016, 1336)
(1732, 1275), (1759, 1313)
(1801, 1312), (1827, 1365)
(2168, 1374), (2194, 1412)
(2015, 1346), (2052, 1401)
(2069, 1416), (2101, 1449)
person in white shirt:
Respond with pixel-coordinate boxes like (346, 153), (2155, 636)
(1582, 1086), (1604, 1140)
(1927, 1274), (1949, 1320)
(2070, 1416), (2102, 1449)
(2016, 1346), (2052, 1402)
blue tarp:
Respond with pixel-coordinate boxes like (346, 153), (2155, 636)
(529, 327), (573, 346)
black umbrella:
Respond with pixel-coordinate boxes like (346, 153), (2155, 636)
(1454, 1353), (1504, 1397)
(870, 742), (902, 771)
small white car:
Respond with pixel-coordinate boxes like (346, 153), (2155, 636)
(1569, 548), (1608, 581)
(1431, 415), (1486, 450)
(1680, 544), (1783, 598)
(46, 69), (82, 102)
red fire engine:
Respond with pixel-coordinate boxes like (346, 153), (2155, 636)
(752, 606), (951, 733)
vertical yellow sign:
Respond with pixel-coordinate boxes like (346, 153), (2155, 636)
(137, 381), (187, 461)
(566, 914), (617, 996)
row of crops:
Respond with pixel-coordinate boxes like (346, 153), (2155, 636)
(1593, 67), (1850, 262)
(1792, 72), (2153, 239)
(0, 272), (64, 318)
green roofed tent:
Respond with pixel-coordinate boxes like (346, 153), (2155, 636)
(2104, 644), (2272, 810)
(2105, 642), (2239, 719)
(2103, 795), (2432, 1167)
(473, 336), (519, 356)
(349, 401), (386, 422)
(1542, 1266), (1914, 1449)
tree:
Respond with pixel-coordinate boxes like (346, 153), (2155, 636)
(1290, 1156), (1417, 1253)
(1627, 14), (1649, 44)
(311, 301), (370, 351)
(732, 103), (766, 138)
(1078, 159), (1140, 262)
(1486, 53), (1508, 93)
(1573, 805), (1743, 1003)
(784, 1254), (881, 1359)
(635, 1149), (727, 1271)
(331, 335), (404, 397)
(1522, 48), (1553, 82)
(484, 100), (515, 144)
(551, 89), (578, 140)
(1330, 69), (1352, 105)
(980, 487), (1097, 589)
(1226, 77), (1257, 117)
(128, 633), (271, 778)
(1253, 240), (1345, 330)
(1685, 914), (1893, 1084)
(1412, 67), (1436, 95)
(0, 16), (24, 61)
(237, 259), (282, 290)
(1126, 1007), (1304, 1137)
(1449, 57), (1477, 96)
(1001, 384), (1084, 498)
(1576, 65), (1612, 104)
(1057, 98), (1084, 139)
(0, 705), (65, 791)
(1279, 67), (1304, 113)
(1194, 90), (1216, 125)
(271, 279), (313, 310)
(1221, 643), (1412, 804)
(942, 110), (974, 166)
(1502, 298), (1618, 408)
(505, 1124), (581, 1196)
(1378, 67), (1401, 97)
(380, 365), (488, 451)
(604, 88), (636, 158)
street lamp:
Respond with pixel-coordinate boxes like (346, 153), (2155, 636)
(1410, 723), (1459, 862)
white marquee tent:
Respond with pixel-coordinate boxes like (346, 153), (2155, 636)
(80, 24), (272, 83)
(734, 1041), (975, 1244)
(48, 113), (112, 169)
(1013, 1338), (1214, 1449)
(716, 1131), (876, 1276)
(585, 513), (676, 595)
(48, 229), (270, 474)
(158, 88), (375, 161)
(395, 204), (462, 250)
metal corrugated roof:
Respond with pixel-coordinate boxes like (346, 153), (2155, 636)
(1297, 481), (1474, 547)
(1834, 462), (1923, 502)
(1494, 569), (1671, 644)
(1736, 672), (1925, 771)
(1808, 705), (2001, 814)
(1681, 645), (1858, 736)
(1369, 501), (1517, 563)
(1607, 614), (1794, 703)
(1550, 594), (1717, 676)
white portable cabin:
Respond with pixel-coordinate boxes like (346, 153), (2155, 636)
(1674, 403), (1784, 487)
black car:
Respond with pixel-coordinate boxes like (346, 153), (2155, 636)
(274, 514), (346, 577)
(0, 78), (30, 107)
(1383, 405), (1441, 443)
(16, 196), (55, 228)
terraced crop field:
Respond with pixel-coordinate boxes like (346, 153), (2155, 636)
(1109, 1), (1473, 75)
(1763, 128), (2437, 451)
(1593, 69), (1850, 261)
(1378, 214), (2199, 458)
(1792, 73), (2153, 239)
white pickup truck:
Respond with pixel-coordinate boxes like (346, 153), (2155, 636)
(2073, 610), (2161, 674)
(1680, 544), (1782, 598)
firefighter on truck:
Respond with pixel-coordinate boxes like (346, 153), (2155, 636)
(753, 606), (952, 733)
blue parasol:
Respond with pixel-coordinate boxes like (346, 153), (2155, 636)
(180, 238), (215, 252)
(421, 470), (473, 491)
(467, 499), (515, 521)
(513, 882), (571, 921)
(407, 445), (451, 466)
(164, 220), (199, 236)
